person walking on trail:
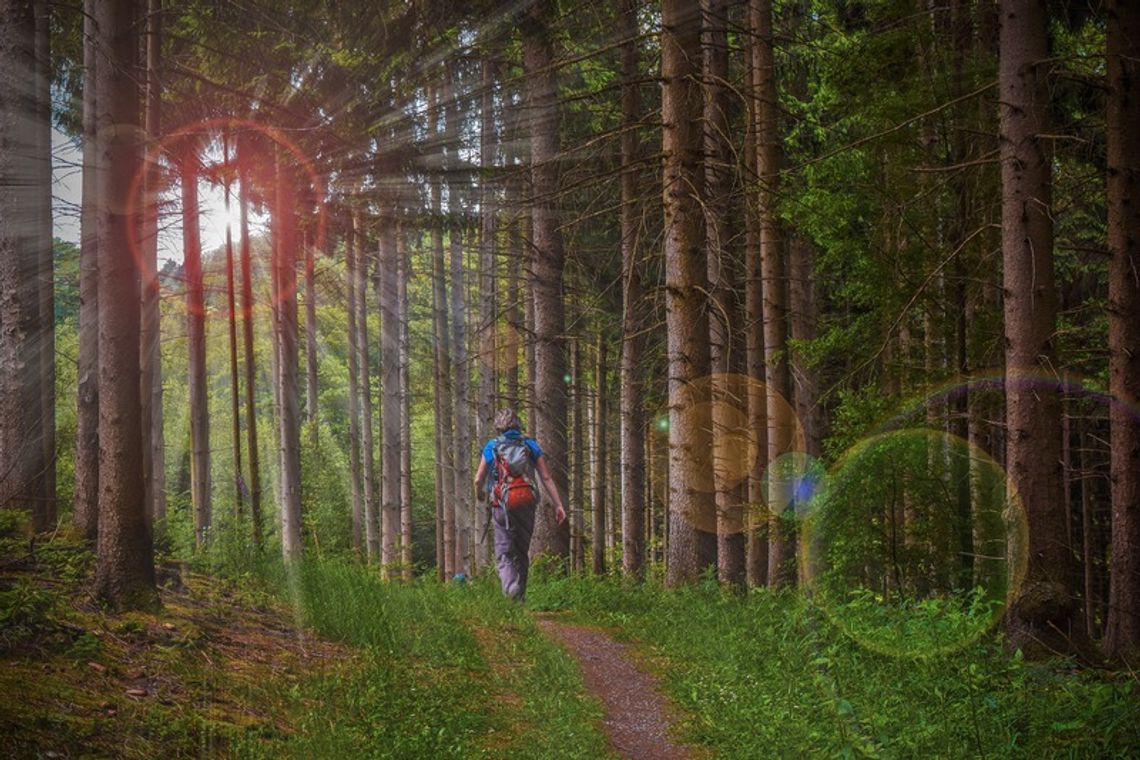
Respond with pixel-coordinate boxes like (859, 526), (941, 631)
(473, 408), (567, 602)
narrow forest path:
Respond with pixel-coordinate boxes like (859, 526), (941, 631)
(536, 617), (697, 760)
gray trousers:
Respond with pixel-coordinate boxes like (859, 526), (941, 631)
(491, 503), (536, 601)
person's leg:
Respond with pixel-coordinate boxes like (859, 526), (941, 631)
(512, 505), (537, 602)
(491, 507), (518, 597)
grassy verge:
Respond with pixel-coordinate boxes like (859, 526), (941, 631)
(247, 560), (611, 758)
(526, 573), (1140, 758)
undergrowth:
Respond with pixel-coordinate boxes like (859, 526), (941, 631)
(526, 572), (1140, 758)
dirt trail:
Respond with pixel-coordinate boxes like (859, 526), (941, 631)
(537, 618), (695, 760)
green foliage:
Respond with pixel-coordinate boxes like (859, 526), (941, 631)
(0, 582), (57, 652)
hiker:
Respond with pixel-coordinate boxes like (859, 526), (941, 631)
(473, 408), (567, 602)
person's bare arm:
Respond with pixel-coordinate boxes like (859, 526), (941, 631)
(535, 456), (567, 524)
(473, 458), (488, 501)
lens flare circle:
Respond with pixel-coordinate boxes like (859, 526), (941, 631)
(761, 451), (827, 521)
(127, 117), (327, 319)
(803, 428), (1027, 659)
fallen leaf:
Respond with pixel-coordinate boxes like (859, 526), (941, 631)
(126, 688), (147, 698)
(87, 661), (106, 673)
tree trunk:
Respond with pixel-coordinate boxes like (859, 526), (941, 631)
(380, 217), (401, 576)
(477, 56), (498, 571)
(429, 79), (456, 578)
(570, 336), (585, 571)
(304, 227), (319, 434)
(181, 156), (211, 548)
(354, 210), (378, 562)
(224, 138), (244, 519)
(140, 0), (165, 535)
(92, 0), (156, 609)
(662, 0), (716, 586)
(592, 332), (608, 575)
(505, 172), (522, 409)
(450, 220), (472, 575)
(522, 2), (570, 561)
(32, 0), (54, 532)
(345, 216), (364, 554)
(753, 0), (795, 588)
(745, 0), (768, 587)
(73, 0), (100, 541)
(619, 0), (647, 581)
(702, 0), (742, 586)
(238, 141), (262, 549)
(1000, 0), (1077, 655)
(1104, 0), (1140, 660)
(0, 0), (42, 522)
(274, 151), (303, 561)
(398, 226), (413, 580)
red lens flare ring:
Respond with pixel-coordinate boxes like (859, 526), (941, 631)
(127, 117), (327, 316)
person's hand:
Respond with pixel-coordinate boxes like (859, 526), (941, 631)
(555, 504), (566, 524)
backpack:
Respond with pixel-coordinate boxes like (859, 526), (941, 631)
(491, 435), (537, 511)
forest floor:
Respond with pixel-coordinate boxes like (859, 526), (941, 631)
(5, 521), (1139, 758)
(0, 524), (353, 757)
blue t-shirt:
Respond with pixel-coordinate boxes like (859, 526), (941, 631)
(482, 429), (542, 465)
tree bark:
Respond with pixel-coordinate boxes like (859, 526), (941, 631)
(592, 332), (608, 575)
(1104, 0), (1140, 660)
(274, 151), (303, 561)
(380, 217), (400, 575)
(662, 0), (716, 586)
(398, 226), (413, 580)
(570, 336), (585, 571)
(92, 0), (156, 609)
(354, 210), (378, 562)
(181, 155), (211, 548)
(745, 0), (769, 587)
(32, 0), (54, 532)
(477, 55), (498, 571)
(449, 216), (472, 575)
(73, 0), (100, 541)
(140, 0), (165, 536)
(0, 0), (42, 522)
(999, 0), (1077, 655)
(619, 0), (647, 581)
(238, 143), (262, 549)
(304, 227), (319, 435)
(345, 215), (364, 554)
(753, 0), (795, 588)
(522, 2), (570, 561)
(224, 139), (244, 519)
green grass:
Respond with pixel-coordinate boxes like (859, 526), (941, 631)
(526, 573), (1140, 758)
(243, 560), (610, 759)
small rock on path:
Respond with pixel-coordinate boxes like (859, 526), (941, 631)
(537, 618), (693, 760)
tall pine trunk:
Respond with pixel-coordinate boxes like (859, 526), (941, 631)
(662, 0), (716, 586)
(354, 210), (378, 562)
(1000, 0), (1077, 654)
(0, 1), (43, 521)
(140, 0), (165, 534)
(73, 0), (100, 541)
(32, 0), (54, 532)
(592, 332), (608, 575)
(521, 2), (570, 561)
(238, 145), (262, 548)
(398, 227), (413, 579)
(380, 218), (401, 575)
(345, 216), (364, 554)
(1104, 0), (1140, 660)
(274, 152), (302, 561)
(619, 0), (647, 581)
(181, 155), (211, 548)
(744, 0), (769, 588)
(92, 0), (156, 609)
(224, 139), (244, 518)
